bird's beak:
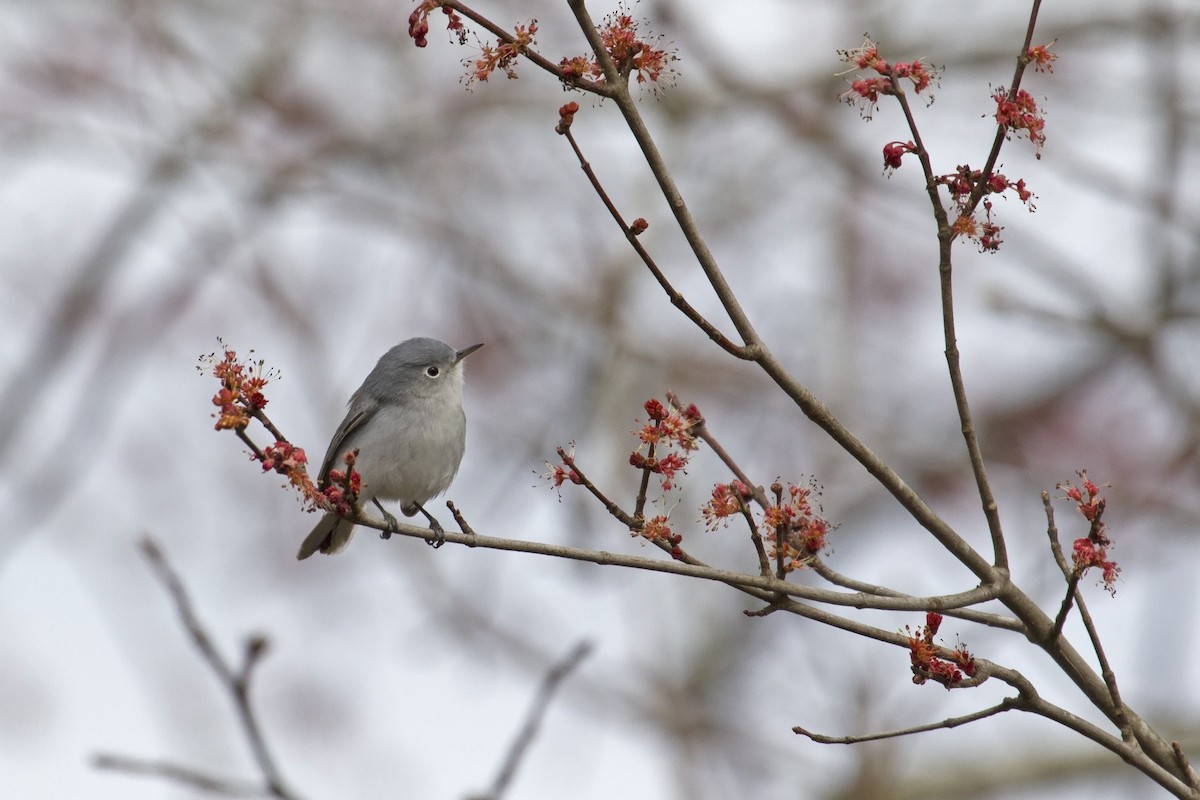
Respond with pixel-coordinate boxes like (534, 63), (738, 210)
(455, 342), (485, 363)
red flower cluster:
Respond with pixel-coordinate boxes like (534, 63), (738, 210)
(408, 1), (465, 48)
(986, 173), (1034, 204)
(837, 36), (940, 118)
(202, 345), (273, 431)
(703, 479), (831, 571)
(261, 440), (307, 475)
(1027, 41), (1058, 73)
(840, 76), (892, 116)
(951, 206), (1005, 253)
(637, 514), (684, 559)
(261, 440), (334, 511)
(321, 450), (363, 518)
(543, 444), (582, 494)
(602, 11), (675, 85)
(559, 55), (594, 83)
(558, 8), (677, 90)
(992, 86), (1047, 157)
(202, 343), (355, 514)
(882, 140), (916, 173)
(938, 165), (1036, 252)
(701, 480), (754, 529)
(469, 20), (538, 83)
(906, 612), (976, 688)
(630, 398), (700, 491)
(1060, 471), (1120, 595)
(763, 481), (830, 572)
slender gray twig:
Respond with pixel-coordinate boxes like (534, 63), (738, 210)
(95, 538), (304, 800)
(92, 754), (266, 798)
(1042, 492), (1133, 742)
(794, 699), (1019, 744)
(470, 641), (594, 800)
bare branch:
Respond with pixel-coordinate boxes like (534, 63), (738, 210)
(93, 754), (268, 798)
(1042, 493), (1133, 741)
(566, 0), (763, 351)
(120, 537), (303, 800)
(448, 500), (480, 538)
(558, 127), (748, 357)
(794, 699), (1018, 744)
(469, 641), (593, 800)
(632, 437), (656, 522)
(809, 558), (1022, 632)
(556, 446), (637, 528)
(1173, 743), (1200, 792)
(352, 510), (1002, 613)
(1043, 492), (1081, 638)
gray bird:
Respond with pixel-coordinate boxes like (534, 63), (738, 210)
(297, 337), (483, 560)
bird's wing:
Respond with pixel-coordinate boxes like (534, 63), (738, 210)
(317, 393), (380, 484)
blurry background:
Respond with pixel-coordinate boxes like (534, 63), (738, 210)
(1, 0), (1198, 798)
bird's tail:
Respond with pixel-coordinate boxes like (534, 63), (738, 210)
(296, 512), (356, 559)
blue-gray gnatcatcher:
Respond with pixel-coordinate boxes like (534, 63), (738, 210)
(297, 337), (483, 560)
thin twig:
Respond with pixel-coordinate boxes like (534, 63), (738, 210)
(249, 406), (289, 446)
(471, 641), (593, 800)
(665, 391), (770, 510)
(1042, 491), (1083, 637)
(632, 439), (656, 522)
(794, 698), (1018, 744)
(93, 754), (267, 797)
(663, 392), (771, 575)
(235, 425), (268, 461)
(559, 128), (747, 357)
(880, 0), (1046, 574)
(891, 78), (1009, 573)
(1043, 494), (1133, 741)
(566, 0), (763, 352)
(1172, 742), (1200, 792)
(810, 558), (1021, 631)
(735, 494), (771, 578)
(769, 483), (787, 579)
(1042, 491), (1071, 577)
(448, 500), (479, 539)
(128, 537), (302, 800)
(557, 447), (637, 528)
(1075, 590), (1134, 743)
(1051, 574), (1082, 640)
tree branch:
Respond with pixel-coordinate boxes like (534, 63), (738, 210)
(566, 0), (763, 351)
(96, 537), (304, 800)
(93, 754), (269, 798)
(794, 698), (1018, 744)
(558, 126), (748, 357)
(469, 641), (593, 800)
(359, 511), (1002, 613)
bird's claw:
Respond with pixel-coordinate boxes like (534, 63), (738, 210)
(426, 519), (446, 549)
(378, 508), (400, 540)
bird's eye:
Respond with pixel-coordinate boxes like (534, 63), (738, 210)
(425, 366), (440, 377)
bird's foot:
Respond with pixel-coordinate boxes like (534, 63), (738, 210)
(373, 499), (400, 540)
(416, 503), (446, 549)
(426, 519), (445, 549)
